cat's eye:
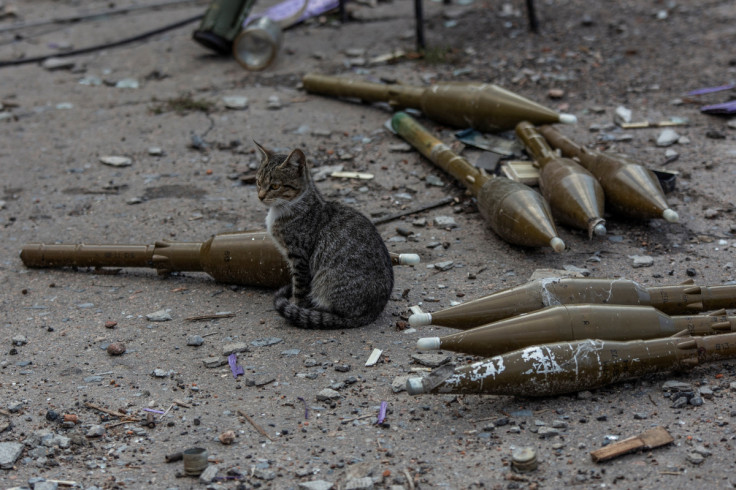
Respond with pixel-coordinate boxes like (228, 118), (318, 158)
(270, 183), (281, 190)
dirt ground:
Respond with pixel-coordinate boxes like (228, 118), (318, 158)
(1, 0), (736, 488)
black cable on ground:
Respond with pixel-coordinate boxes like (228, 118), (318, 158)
(0, 13), (203, 68)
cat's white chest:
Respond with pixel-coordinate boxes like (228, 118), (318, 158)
(265, 207), (279, 235)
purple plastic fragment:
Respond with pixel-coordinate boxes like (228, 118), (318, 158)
(228, 353), (244, 379)
(687, 83), (736, 96)
(297, 396), (309, 419)
(700, 100), (736, 115)
(143, 408), (165, 414)
(376, 401), (388, 424)
(244, 0), (340, 28)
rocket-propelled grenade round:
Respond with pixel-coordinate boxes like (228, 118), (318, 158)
(390, 112), (564, 251)
(406, 332), (736, 397)
(416, 304), (736, 357)
(20, 232), (417, 288)
(516, 121), (606, 238)
(408, 277), (736, 330)
(537, 125), (678, 222)
(302, 73), (577, 133)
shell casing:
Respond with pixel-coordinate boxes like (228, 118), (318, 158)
(427, 304), (736, 357)
(411, 336), (699, 397)
(391, 112), (563, 251)
(303, 73), (573, 133)
(21, 231), (413, 288)
(516, 121), (606, 238)
(538, 125), (677, 222)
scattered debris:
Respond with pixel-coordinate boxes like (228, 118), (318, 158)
(365, 348), (382, 366)
(99, 155), (133, 167)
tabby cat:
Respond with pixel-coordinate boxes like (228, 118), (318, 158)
(255, 142), (394, 329)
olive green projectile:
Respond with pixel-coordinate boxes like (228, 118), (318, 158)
(406, 333), (736, 397)
(416, 304), (736, 357)
(538, 125), (678, 222)
(516, 121), (606, 238)
(408, 277), (736, 330)
(20, 231), (418, 288)
(303, 73), (577, 133)
(391, 112), (564, 252)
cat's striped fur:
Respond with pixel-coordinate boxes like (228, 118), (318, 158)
(255, 142), (393, 329)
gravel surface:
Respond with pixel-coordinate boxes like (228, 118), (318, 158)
(1, 0), (736, 489)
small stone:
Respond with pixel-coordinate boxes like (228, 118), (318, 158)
(537, 426), (559, 438)
(148, 147), (164, 156)
(104, 321), (117, 329)
(629, 255), (654, 268)
(727, 118), (736, 129)
(6, 401), (21, 413)
(614, 105), (632, 124)
(146, 309), (172, 322)
(412, 217), (427, 227)
(152, 368), (169, 378)
(656, 128), (680, 147)
(662, 380), (693, 392)
(203, 357), (227, 368)
(253, 468), (276, 480)
(689, 396), (704, 406)
(267, 95), (282, 110)
(434, 260), (455, 271)
(633, 412), (648, 420)
(42, 57), (76, 70)
(316, 389), (340, 401)
(106, 342), (126, 356)
(671, 396), (688, 409)
(251, 337), (283, 347)
(199, 464), (219, 483)
(100, 155), (133, 167)
(388, 143), (413, 152)
(0, 442), (24, 469)
(223, 95), (248, 109)
(705, 129), (726, 139)
(33, 481), (58, 490)
(281, 348), (301, 356)
(344, 477), (374, 490)
(692, 445), (712, 457)
(729, 381), (736, 392)
(425, 174), (444, 187)
(391, 375), (410, 393)
(299, 481), (334, 490)
(187, 335), (204, 346)
(548, 88), (565, 99)
(86, 425), (106, 438)
(686, 452), (705, 465)
(664, 148), (679, 161)
(433, 216), (458, 229)
(223, 342), (249, 356)
(115, 78), (139, 89)
(411, 353), (452, 367)
(704, 208), (720, 219)
(218, 430), (236, 445)
(11, 335), (27, 346)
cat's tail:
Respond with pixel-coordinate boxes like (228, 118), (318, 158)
(273, 285), (376, 329)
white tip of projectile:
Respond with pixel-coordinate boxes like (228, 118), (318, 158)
(593, 223), (607, 236)
(559, 113), (577, 124)
(663, 208), (679, 223)
(416, 337), (441, 351)
(406, 377), (425, 395)
(399, 253), (421, 266)
(550, 237), (566, 253)
(409, 311), (432, 327)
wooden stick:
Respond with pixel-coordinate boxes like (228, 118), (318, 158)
(0, 408), (11, 416)
(173, 399), (192, 408)
(84, 402), (127, 418)
(371, 196), (455, 225)
(185, 312), (236, 322)
(238, 410), (274, 441)
(590, 426), (673, 462)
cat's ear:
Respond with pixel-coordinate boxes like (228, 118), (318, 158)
(282, 149), (307, 174)
(253, 140), (270, 163)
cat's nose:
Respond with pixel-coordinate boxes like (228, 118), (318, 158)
(258, 189), (266, 201)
